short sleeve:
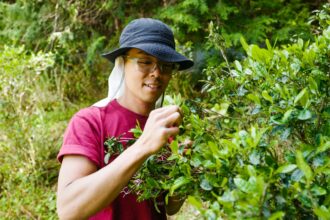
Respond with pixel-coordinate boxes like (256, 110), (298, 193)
(57, 107), (103, 168)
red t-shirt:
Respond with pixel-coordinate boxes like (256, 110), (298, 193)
(57, 99), (167, 220)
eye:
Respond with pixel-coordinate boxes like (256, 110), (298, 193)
(137, 58), (153, 65)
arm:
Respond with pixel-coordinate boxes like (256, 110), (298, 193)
(57, 106), (182, 219)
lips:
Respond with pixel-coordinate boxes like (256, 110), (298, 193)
(144, 82), (162, 91)
(145, 84), (161, 89)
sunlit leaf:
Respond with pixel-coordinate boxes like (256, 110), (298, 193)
(275, 164), (297, 174)
(311, 185), (327, 196)
(187, 196), (203, 210)
(234, 177), (255, 193)
(294, 88), (308, 107)
(297, 109), (312, 120)
(313, 206), (330, 220)
(316, 141), (330, 154)
(200, 179), (213, 191)
(268, 211), (285, 220)
(262, 90), (273, 103)
(169, 177), (190, 195)
(296, 151), (313, 185)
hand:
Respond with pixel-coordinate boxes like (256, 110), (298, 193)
(137, 105), (182, 155)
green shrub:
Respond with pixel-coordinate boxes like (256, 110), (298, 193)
(0, 45), (77, 219)
(128, 4), (330, 219)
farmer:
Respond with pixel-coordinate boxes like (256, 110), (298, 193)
(56, 18), (194, 219)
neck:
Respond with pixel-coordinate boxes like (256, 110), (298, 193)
(117, 96), (156, 116)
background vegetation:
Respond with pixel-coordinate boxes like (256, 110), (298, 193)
(0, 0), (329, 219)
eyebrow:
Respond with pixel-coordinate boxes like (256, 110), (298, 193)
(137, 51), (147, 54)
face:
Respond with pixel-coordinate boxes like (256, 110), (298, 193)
(123, 48), (173, 105)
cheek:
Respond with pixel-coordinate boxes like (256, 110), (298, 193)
(124, 74), (147, 94)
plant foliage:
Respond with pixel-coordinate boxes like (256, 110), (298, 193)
(0, 0), (329, 218)
(126, 4), (330, 219)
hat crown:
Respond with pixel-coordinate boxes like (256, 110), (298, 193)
(119, 18), (175, 49)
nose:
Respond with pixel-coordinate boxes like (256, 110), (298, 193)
(150, 64), (161, 77)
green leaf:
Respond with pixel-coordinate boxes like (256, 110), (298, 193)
(187, 196), (203, 211)
(219, 190), (236, 202)
(296, 151), (313, 186)
(130, 121), (143, 138)
(200, 179), (213, 191)
(169, 140), (179, 154)
(169, 176), (190, 195)
(265, 39), (272, 50)
(235, 60), (242, 72)
(208, 141), (219, 156)
(298, 38), (304, 49)
(234, 177), (255, 193)
(275, 164), (297, 174)
(281, 109), (294, 123)
(212, 103), (230, 116)
(262, 90), (273, 103)
(294, 88), (308, 107)
(316, 141), (330, 154)
(86, 36), (106, 66)
(308, 77), (318, 94)
(249, 150), (260, 165)
(220, 139), (237, 151)
(311, 185), (327, 196)
(247, 93), (261, 105)
(247, 165), (257, 176)
(313, 206), (330, 220)
(297, 109), (312, 120)
(268, 211), (285, 220)
(280, 127), (291, 140)
(291, 169), (304, 182)
(240, 36), (249, 53)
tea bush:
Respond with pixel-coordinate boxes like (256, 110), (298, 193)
(128, 4), (330, 219)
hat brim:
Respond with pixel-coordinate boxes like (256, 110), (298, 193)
(102, 43), (194, 70)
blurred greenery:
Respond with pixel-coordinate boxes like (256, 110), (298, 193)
(0, 0), (329, 219)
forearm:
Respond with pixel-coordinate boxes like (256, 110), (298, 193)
(57, 142), (149, 219)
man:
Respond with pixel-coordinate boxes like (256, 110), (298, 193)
(57, 18), (194, 219)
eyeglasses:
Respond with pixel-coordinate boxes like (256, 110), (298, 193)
(124, 56), (179, 75)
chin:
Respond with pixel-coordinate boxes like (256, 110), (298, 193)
(142, 96), (161, 105)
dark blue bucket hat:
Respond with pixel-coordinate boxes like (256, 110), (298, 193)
(102, 18), (194, 70)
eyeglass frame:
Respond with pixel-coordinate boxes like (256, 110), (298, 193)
(123, 55), (179, 75)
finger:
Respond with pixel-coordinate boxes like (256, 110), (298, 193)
(156, 105), (182, 119)
(164, 111), (182, 127)
(151, 106), (169, 114)
(152, 105), (178, 114)
(165, 126), (180, 137)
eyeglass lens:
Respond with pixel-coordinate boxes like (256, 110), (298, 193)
(128, 57), (176, 74)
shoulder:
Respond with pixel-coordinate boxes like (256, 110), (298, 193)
(75, 106), (100, 118)
(69, 100), (121, 128)
(72, 104), (108, 125)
